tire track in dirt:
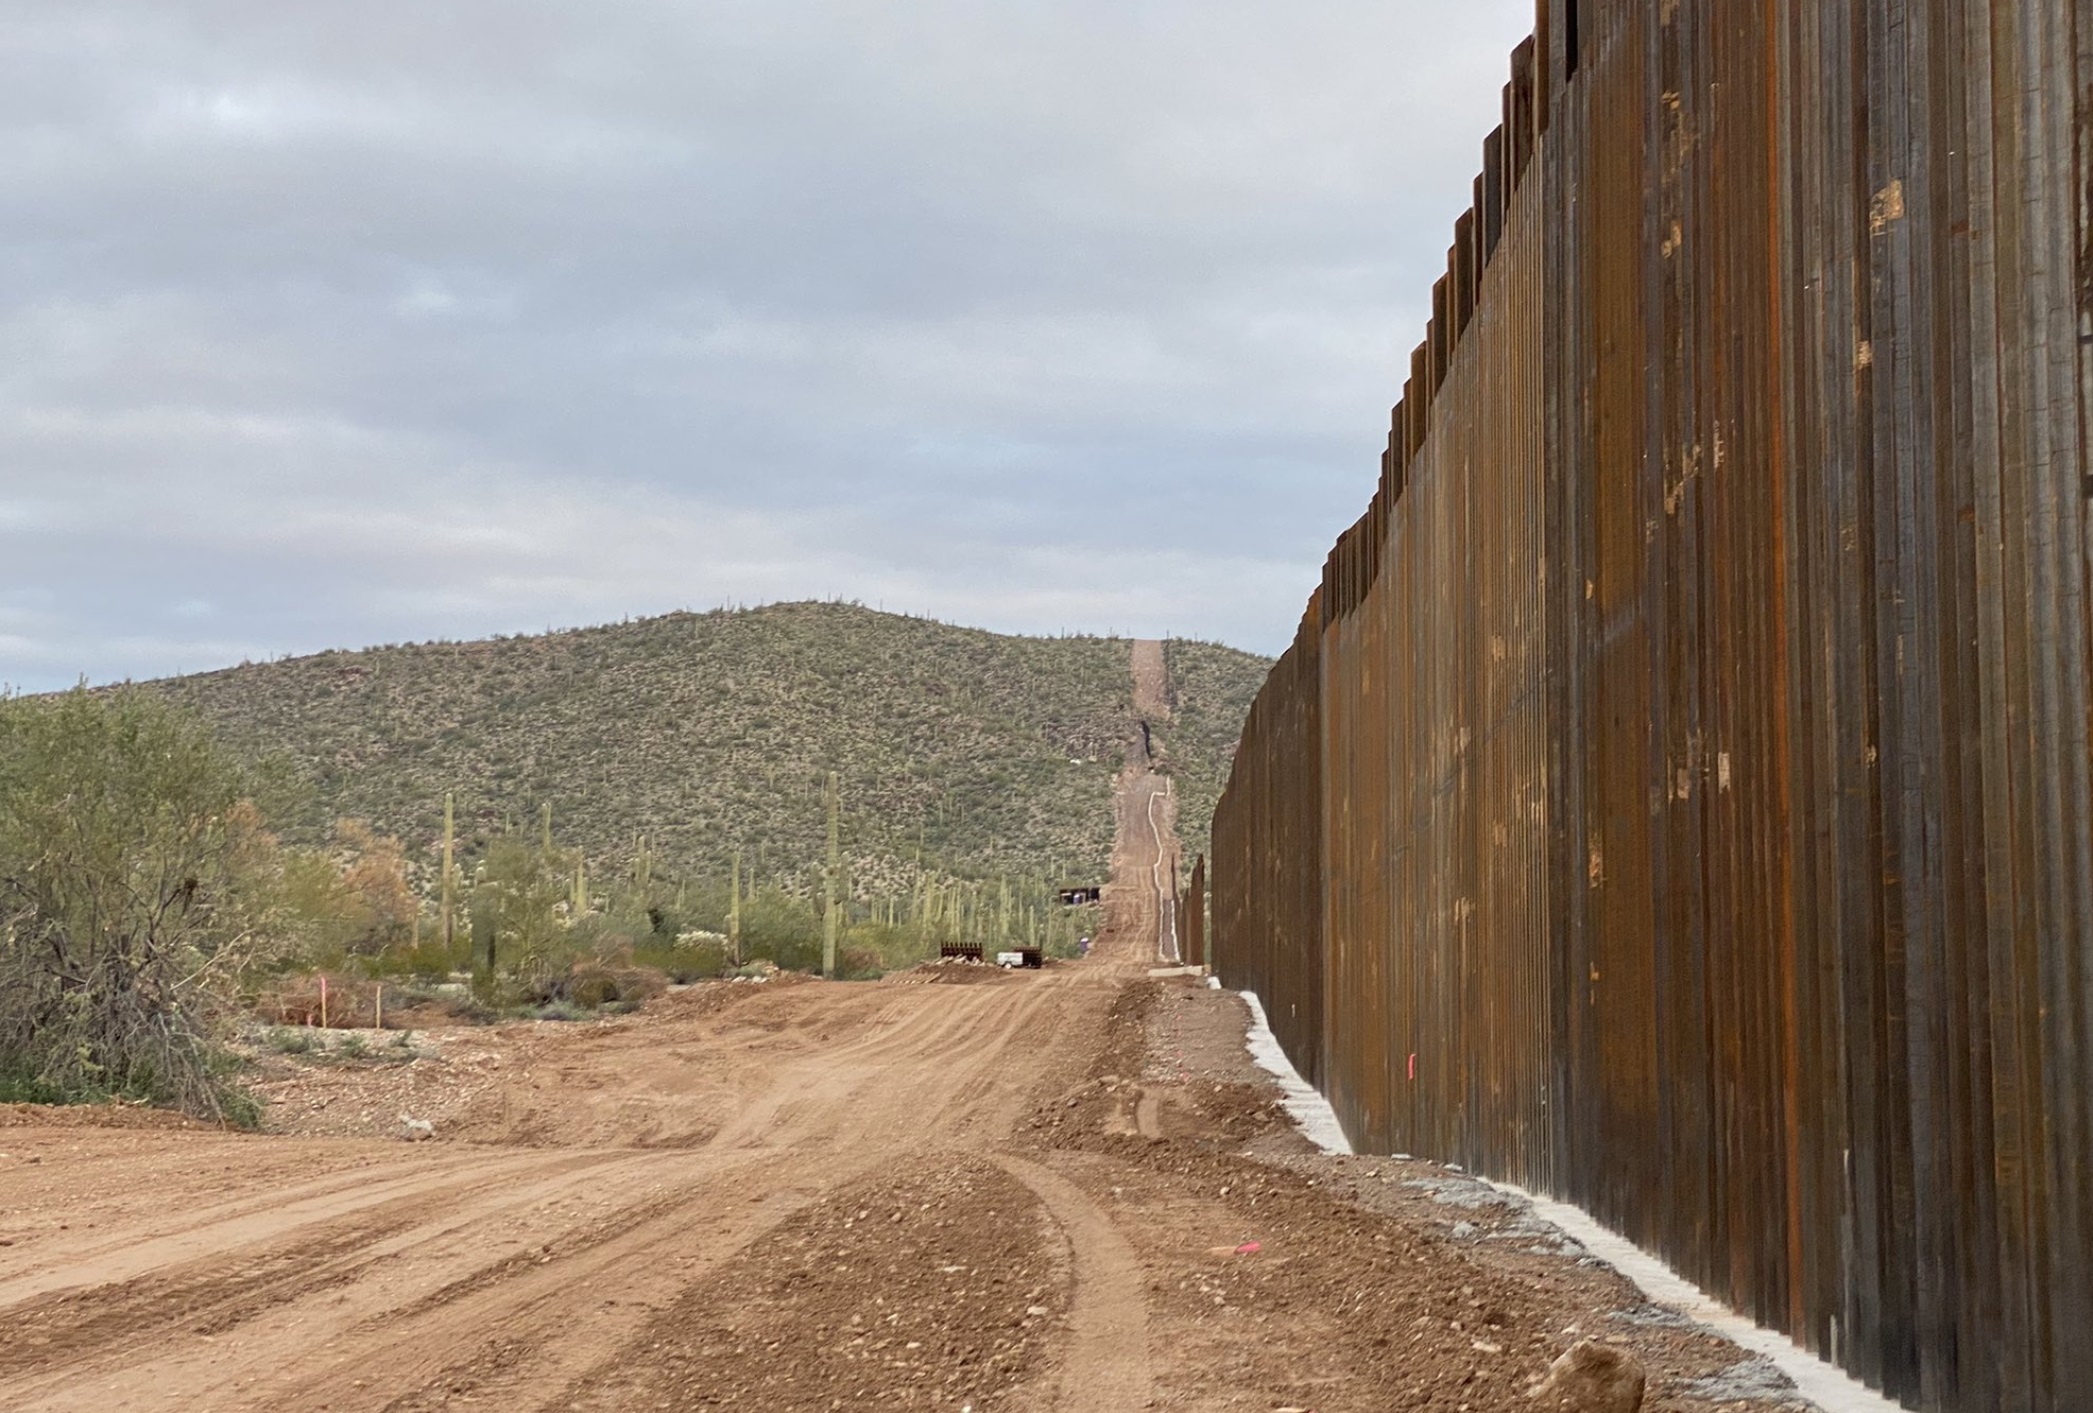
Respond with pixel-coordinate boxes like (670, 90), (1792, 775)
(4, 1148), (838, 1413)
(0, 1148), (662, 1401)
(0, 961), (1110, 1410)
(352, 1164), (816, 1413)
(0, 1146), (576, 1308)
(356, 985), (1090, 1413)
(0, 1146), (533, 1303)
(546, 1156), (1065, 1413)
(994, 1154), (1154, 1412)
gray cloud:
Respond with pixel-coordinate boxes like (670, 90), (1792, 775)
(2, 0), (1534, 689)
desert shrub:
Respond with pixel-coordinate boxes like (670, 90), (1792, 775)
(0, 1066), (67, 1105)
(569, 914), (641, 956)
(633, 936), (730, 983)
(740, 886), (820, 971)
(464, 831), (591, 997)
(268, 1026), (318, 1055)
(837, 921), (931, 977)
(0, 688), (277, 1122)
(836, 944), (884, 980)
(280, 820), (417, 957)
(369, 938), (458, 981)
(534, 959), (668, 1010)
(402, 986), (497, 1024)
(564, 965), (621, 1009)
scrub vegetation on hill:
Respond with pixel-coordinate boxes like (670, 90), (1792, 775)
(1161, 638), (1270, 869)
(8, 606), (1268, 1118)
(148, 603), (1267, 903)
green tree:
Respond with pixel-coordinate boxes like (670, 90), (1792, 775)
(280, 819), (418, 959)
(0, 688), (277, 1121)
(739, 885), (821, 971)
(468, 832), (570, 989)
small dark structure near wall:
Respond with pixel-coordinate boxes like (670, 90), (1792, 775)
(1057, 886), (1103, 906)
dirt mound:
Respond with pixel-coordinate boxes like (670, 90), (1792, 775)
(559, 1160), (1060, 1412)
(893, 956), (1021, 986)
(244, 1035), (499, 1140)
(0, 1102), (207, 1132)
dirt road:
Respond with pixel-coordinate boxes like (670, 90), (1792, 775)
(1116, 638), (1179, 963)
(0, 644), (1815, 1412)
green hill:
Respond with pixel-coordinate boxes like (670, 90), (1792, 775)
(144, 602), (1269, 904)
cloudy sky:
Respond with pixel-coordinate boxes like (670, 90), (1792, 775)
(3, 1), (1534, 690)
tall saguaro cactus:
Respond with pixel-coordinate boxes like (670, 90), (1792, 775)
(729, 848), (743, 966)
(822, 771), (840, 979)
(440, 792), (457, 957)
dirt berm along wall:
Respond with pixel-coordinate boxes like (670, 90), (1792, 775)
(1209, 6), (2091, 1413)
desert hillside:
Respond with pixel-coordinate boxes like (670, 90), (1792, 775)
(145, 601), (1268, 896)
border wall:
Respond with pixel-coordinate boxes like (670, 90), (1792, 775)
(1209, 5), (2091, 1410)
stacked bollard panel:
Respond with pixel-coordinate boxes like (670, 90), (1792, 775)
(1209, 4), (2091, 1410)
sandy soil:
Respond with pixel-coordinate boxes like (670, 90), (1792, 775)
(0, 648), (1818, 1412)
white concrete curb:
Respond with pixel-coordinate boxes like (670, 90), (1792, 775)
(1232, 984), (1906, 1413)
(1238, 989), (1352, 1154)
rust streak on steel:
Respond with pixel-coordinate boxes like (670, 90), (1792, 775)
(1183, 853), (1207, 970)
(1208, 4), (2091, 1411)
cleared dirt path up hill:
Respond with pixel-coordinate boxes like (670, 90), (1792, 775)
(0, 643), (1815, 1412)
(1117, 639), (1180, 963)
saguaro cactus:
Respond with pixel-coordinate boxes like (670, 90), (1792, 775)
(729, 848), (743, 965)
(822, 771), (840, 979)
(634, 834), (654, 896)
(440, 792), (457, 957)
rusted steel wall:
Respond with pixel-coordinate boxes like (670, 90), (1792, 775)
(1210, 4), (2091, 1410)
(1213, 598), (1325, 1085)
(1183, 853), (1207, 968)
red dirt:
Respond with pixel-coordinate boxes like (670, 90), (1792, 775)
(0, 648), (1815, 1411)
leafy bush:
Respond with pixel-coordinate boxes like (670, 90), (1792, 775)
(0, 688), (277, 1122)
(836, 921), (930, 977)
(837, 944), (884, 980)
(0, 1066), (67, 1104)
(269, 1026), (319, 1055)
(279, 820), (418, 957)
(739, 886), (821, 970)
(632, 937), (730, 983)
(374, 938), (461, 981)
